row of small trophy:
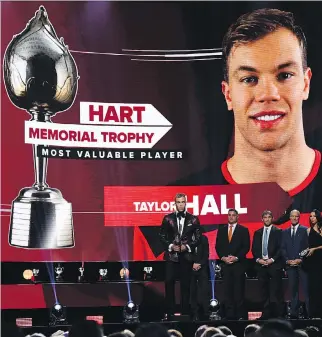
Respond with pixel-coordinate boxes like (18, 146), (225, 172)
(28, 265), (135, 283)
(55, 265), (113, 283)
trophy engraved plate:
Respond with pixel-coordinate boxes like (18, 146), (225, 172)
(3, 6), (79, 249)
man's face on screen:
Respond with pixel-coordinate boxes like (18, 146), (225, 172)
(175, 197), (186, 212)
(222, 28), (312, 151)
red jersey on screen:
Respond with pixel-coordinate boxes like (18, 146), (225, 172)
(222, 149), (321, 198)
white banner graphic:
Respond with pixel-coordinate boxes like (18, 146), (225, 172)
(24, 103), (173, 148)
(79, 102), (172, 126)
(25, 121), (172, 148)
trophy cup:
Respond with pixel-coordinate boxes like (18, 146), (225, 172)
(120, 267), (130, 280)
(98, 269), (108, 282)
(78, 267), (85, 282)
(143, 267), (153, 281)
(3, 6), (79, 249)
(32, 268), (39, 282)
(55, 264), (64, 282)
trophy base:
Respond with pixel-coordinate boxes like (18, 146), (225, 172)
(9, 187), (74, 249)
(98, 278), (109, 283)
(78, 276), (85, 282)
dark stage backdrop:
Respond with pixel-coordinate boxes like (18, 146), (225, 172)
(2, 1), (322, 262)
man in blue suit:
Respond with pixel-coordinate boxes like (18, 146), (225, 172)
(281, 210), (309, 318)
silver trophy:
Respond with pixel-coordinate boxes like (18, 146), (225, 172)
(78, 267), (85, 282)
(143, 266), (153, 281)
(55, 264), (64, 282)
(211, 261), (222, 279)
(32, 268), (39, 282)
(3, 6), (79, 249)
(170, 234), (181, 262)
(99, 269), (108, 282)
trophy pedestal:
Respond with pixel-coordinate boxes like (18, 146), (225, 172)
(9, 187), (74, 249)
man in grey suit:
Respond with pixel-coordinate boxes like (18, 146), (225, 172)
(281, 210), (309, 318)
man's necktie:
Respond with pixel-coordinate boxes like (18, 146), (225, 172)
(228, 225), (233, 242)
(291, 226), (295, 244)
(263, 228), (269, 257)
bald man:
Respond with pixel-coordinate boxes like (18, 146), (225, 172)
(281, 210), (310, 318)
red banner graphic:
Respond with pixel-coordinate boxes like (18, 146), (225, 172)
(104, 183), (293, 226)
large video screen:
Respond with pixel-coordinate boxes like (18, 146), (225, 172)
(2, 1), (322, 262)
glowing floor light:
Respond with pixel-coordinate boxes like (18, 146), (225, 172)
(209, 298), (221, 321)
(123, 300), (139, 324)
(49, 303), (67, 326)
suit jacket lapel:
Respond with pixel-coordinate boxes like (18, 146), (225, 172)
(230, 224), (238, 243)
(268, 226), (274, 249)
(259, 227), (264, 242)
(288, 227), (292, 239)
(296, 226), (301, 240)
(171, 213), (179, 235)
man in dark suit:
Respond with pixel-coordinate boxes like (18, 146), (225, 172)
(215, 208), (250, 320)
(159, 193), (201, 320)
(252, 210), (284, 319)
(281, 209), (309, 318)
(190, 232), (209, 321)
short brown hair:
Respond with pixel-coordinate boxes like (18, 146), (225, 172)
(222, 8), (307, 82)
(228, 208), (238, 215)
(262, 210), (273, 218)
(174, 193), (186, 201)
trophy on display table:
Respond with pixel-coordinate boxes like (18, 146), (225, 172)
(143, 267), (153, 281)
(98, 269), (108, 282)
(3, 6), (79, 249)
(55, 263), (64, 282)
(32, 268), (39, 282)
(78, 267), (85, 282)
(120, 267), (130, 280)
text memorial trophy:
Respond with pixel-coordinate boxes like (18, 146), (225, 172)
(3, 6), (79, 248)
